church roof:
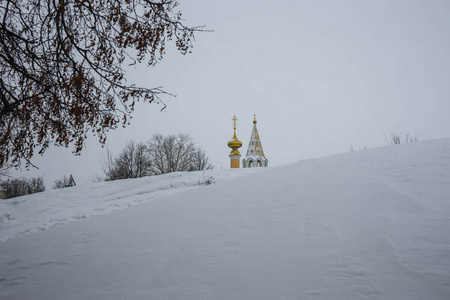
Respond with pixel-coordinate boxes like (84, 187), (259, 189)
(244, 115), (266, 159)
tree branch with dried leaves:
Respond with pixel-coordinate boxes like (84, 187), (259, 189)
(0, 0), (202, 168)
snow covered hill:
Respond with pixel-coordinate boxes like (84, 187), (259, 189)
(1, 139), (450, 299)
(0, 168), (261, 242)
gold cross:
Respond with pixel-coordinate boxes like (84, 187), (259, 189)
(253, 114), (257, 121)
(232, 115), (238, 129)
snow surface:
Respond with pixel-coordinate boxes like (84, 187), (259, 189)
(0, 169), (260, 242)
(1, 139), (450, 299)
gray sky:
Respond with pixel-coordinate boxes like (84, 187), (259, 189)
(13, 0), (450, 187)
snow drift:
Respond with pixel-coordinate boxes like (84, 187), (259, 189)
(1, 139), (450, 299)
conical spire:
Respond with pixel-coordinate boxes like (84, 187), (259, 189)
(243, 115), (268, 168)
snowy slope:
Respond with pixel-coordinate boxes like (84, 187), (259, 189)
(1, 139), (450, 299)
(0, 168), (261, 242)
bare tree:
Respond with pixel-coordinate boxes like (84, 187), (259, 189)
(102, 141), (151, 181)
(147, 133), (213, 175)
(99, 147), (116, 181)
(189, 148), (214, 171)
(385, 131), (420, 145)
(29, 176), (46, 193)
(405, 132), (420, 143)
(385, 132), (402, 145)
(134, 142), (151, 178)
(0, 0), (202, 168)
(99, 135), (213, 181)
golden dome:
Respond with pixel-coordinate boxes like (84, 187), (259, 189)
(228, 138), (242, 148)
(228, 115), (242, 156)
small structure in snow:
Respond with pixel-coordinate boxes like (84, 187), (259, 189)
(53, 174), (76, 189)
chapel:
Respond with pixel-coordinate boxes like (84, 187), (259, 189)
(242, 115), (268, 168)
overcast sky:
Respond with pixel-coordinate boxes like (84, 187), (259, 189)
(13, 0), (450, 187)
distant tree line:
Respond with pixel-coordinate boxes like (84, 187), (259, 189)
(100, 134), (213, 181)
(0, 176), (45, 199)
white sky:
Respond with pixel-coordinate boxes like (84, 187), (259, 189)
(12, 0), (450, 187)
